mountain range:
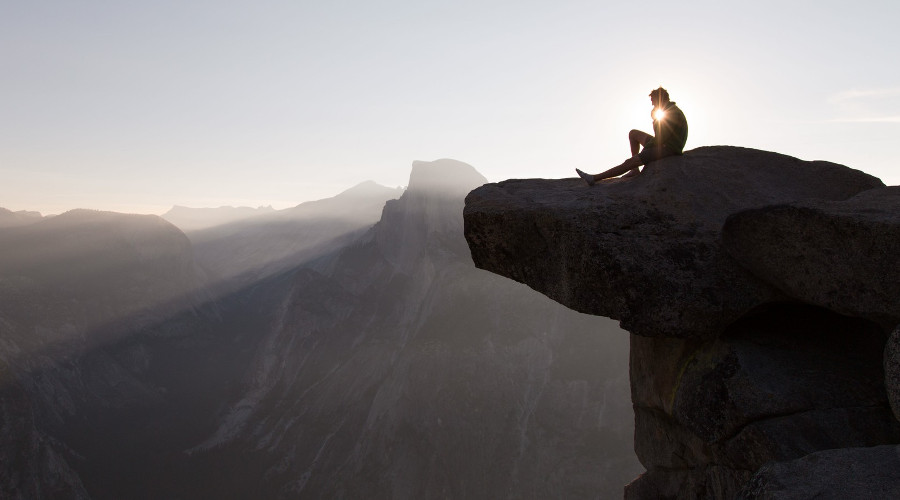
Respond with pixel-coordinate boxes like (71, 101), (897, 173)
(0, 160), (639, 499)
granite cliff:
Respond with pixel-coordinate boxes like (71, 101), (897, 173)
(463, 146), (900, 498)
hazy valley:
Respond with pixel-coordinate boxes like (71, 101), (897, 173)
(0, 160), (640, 499)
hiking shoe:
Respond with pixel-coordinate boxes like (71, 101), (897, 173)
(576, 168), (595, 186)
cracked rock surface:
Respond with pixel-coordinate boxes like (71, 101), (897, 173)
(463, 146), (900, 498)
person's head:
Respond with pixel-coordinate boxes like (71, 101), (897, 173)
(649, 87), (670, 106)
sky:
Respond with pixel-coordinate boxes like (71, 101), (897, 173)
(2, 1), (899, 215)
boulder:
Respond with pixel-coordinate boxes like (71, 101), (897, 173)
(463, 146), (883, 338)
(723, 186), (900, 327)
(629, 304), (899, 497)
(740, 445), (900, 499)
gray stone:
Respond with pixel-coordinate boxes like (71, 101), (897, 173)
(633, 406), (712, 470)
(723, 186), (900, 327)
(740, 445), (900, 499)
(624, 468), (696, 500)
(464, 146), (883, 338)
(885, 325), (900, 422)
(463, 146), (900, 498)
(629, 304), (899, 498)
(673, 304), (890, 447)
(625, 464), (751, 500)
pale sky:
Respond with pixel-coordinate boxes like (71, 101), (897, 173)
(2, 1), (899, 215)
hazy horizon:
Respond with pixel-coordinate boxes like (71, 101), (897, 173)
(4, 1), (899, 215)
(3, 178), (401, 217)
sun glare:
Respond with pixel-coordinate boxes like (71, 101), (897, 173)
(653, 108), (666, 121)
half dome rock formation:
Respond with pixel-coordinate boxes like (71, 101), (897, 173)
(463, 146), (900, 498)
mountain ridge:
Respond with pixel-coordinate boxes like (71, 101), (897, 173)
(184, 157), (637, 498)
(0, 158), (639, 499)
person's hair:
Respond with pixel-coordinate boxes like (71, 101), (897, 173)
(649, 87), (670, 102)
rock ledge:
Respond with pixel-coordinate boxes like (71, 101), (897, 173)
(463, 146), (900, 498)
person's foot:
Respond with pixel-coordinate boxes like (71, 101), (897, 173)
(576, 168), (595, 186)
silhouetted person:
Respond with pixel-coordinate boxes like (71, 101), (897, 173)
(577, 87), (688, 185)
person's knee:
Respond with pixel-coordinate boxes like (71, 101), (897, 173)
(629, 129), (650, 144)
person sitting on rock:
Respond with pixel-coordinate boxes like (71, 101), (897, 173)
(577, 86), (688, 185)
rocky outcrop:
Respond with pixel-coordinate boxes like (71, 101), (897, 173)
(463, 146), (900, 498)
(723, 186), (900, 327)
(464, 146), (883, 339)
(740, 445), (900, 499)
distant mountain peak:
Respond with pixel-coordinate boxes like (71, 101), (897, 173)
(407, 159), (487, 196)
(334, 180), (404, 199)
(0, 207), (44, 228)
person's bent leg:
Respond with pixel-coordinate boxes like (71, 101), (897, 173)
(629, 130), (652, 156)
(625, 130), (652, 177)
(576, 130), (652, 185)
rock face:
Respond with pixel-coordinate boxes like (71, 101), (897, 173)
(740, 445), (900, 499)
(885, 326), (900, 422)
(463, 146), (900, 498)
(464, 146), (884, 339)
(723, 186), (900, 327)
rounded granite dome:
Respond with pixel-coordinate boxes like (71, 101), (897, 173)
(407, 159), (487, 196)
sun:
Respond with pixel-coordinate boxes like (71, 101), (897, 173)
(653, 108), (666, 121)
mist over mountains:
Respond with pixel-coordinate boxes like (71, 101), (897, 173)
(0, 160), (639, 498)
(179, 181), (405, 292)
(163, 205), (277, 232)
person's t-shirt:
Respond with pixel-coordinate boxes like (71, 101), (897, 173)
(653, 102), (689, 152)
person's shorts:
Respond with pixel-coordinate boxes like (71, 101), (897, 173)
(638, 138), (682, 164)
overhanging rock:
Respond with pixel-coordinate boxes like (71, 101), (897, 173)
(723, 186), (900, 327)
(463, 146), (884, 339)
